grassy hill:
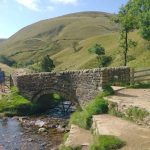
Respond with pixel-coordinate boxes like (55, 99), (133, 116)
(52, 31), (150, 71)
(0, 11), (149, 72)
(0, 63), (14, 75)
(0, 39), (6, 43)
(0, 11), (118, 64)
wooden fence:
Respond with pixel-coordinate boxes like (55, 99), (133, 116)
(130, 68), (150, 84)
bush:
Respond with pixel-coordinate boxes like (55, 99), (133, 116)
(99, 55), (112, 67)
(90, 135), (126, 150)
(69, 97), (108, 129)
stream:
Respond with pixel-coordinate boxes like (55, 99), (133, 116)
(0, 116), (68, 150)
(0, 100), (75, 150)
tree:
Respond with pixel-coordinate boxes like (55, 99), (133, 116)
(132, 0), (150, 41)
(40, 55), (55, 72)
(122, 0), (150, 41)
(88, 44), (111, 67)
(117, 5), (137, 66)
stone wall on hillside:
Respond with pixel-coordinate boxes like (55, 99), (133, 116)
(12, 67), (130, 107)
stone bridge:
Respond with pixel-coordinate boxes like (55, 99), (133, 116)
(12, 67), (130, 107)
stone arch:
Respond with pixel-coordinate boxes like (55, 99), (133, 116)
(31, 88), (79, 106)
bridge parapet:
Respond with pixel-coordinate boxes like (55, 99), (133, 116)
(12, 67), (130, 107)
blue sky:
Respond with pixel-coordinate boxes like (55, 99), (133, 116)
(0, 0), (128, 38)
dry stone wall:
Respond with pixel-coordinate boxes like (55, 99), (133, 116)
(13, 67), (130, 107)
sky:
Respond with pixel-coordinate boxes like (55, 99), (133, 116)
(0, 0), (128, 38)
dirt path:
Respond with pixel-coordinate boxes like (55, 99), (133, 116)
(93, 114), (150, 150)
(107, 87), (150, 112)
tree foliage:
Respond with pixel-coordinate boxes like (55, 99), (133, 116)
(88, 44), (105, 55)
(117, 4), (138, 66)
(88, 44), (111, 67)
(0, 55), (16, 66)
(126, 0), (150, 41)
(40, 55), (55, 72)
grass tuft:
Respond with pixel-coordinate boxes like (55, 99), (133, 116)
(59, 145), (82, 150)
(125, 106), (149, 121)
(90, 135), (126, 150)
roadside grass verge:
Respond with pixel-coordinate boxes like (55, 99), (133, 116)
(90, 135), (126, 150)
(0, 87), (38, 117)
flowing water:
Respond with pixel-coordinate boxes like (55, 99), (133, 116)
(0, 117), (64, 150)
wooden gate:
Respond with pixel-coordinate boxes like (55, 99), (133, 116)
(130, 68), (150, 84)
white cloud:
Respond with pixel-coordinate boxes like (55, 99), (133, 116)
(15, 0), (40, 11)
(50, 0), (79, 5)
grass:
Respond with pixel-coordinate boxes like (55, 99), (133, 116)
(0, 87), (38, 116)
(90, 135), (126, 150)
(109, 104), (149, 122)
(69, 86), (114, 129)
(59, 145), (82, 150)
(0, 63), (14, 75)
(125, 106), (149, 121)
(128, 82), (150, 89)
(69, 95), (108, 129)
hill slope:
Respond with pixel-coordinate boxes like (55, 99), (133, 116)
(0, 39), (6, 43)
(52, 31), (150, 71)
(0, 11), (118, 64)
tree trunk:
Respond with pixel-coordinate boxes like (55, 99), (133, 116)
(124, 30), (128, 66)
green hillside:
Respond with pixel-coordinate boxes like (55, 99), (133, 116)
(0, 11), (118, 64)
(0, 11), (149, 72)
(52, 31), (150, 71)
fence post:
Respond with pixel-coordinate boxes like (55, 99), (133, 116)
(130, 68), (134, 85)
(9, 75), (14, 88)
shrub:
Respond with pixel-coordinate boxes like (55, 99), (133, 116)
(90, 135), (126, 150)
(99, 55), (112, 67)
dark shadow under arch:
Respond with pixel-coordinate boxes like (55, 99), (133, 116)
(31, 88), (80, 117)
(32, 88), (78, 106)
